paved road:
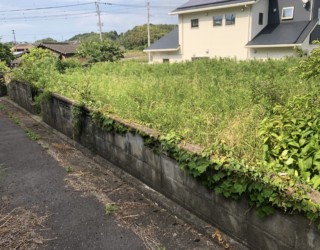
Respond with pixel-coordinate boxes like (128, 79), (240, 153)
(0, 113), (146, 249)
(0, 98), (226, 250)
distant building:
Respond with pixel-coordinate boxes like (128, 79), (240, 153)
(11, 44), (34, 56)
(145, 0), (320, 62)
(37, 42), (79, 59)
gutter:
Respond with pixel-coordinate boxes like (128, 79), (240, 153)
(246, 44), (300, 48)
(143, 47), (180, 52)
(169, 1), (256, 15)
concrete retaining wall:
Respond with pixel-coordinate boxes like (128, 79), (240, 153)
(7, 81), (39, 114)
(7, 81), (320, 250)
(0, 73), (6, 97)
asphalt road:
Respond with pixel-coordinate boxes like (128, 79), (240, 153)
(0, 98), (227, 250)
(0, 113), (146, 249)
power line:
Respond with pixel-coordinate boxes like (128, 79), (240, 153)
(0, 2), (176, 14)
(0, 12), (96, 21)
(0, 2), (94, 13)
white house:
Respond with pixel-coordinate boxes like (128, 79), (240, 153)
(144, 0), (320, 62)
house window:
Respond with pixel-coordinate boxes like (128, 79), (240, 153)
(282, 7), (294, 20)
(191, 19), (199, 28)
(213, 15), (223, 26)
(259, 13), (263, 25)
(226, 14), (235, 25)
(163, 59), (169, 63)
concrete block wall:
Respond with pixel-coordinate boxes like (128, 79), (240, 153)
(7, 81), (320, 250)
(6, 81), (38, 114)
(0, 84), (6, 97)
(0, 73), (6, 97)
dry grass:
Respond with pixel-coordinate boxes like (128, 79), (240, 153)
(0, 205), (52, 249)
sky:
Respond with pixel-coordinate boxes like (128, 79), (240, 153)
(0, 0), (187, 43)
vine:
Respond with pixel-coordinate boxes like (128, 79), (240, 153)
(71, 103), (85, 138)
(89, 108), (320, 226)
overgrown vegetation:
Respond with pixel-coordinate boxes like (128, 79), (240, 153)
(76, 40), (123, 63)
(8, 47), (320, 223)
(0, 43), (14, 65)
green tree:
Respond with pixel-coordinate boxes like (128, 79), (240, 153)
(35, 37), (58, 44)
(11, 47), (58, 88)
(76, 40), (123, 63)
(69, 31), (119, 42)
(119, 24), (176, 50)
(0, 43), (14, 64)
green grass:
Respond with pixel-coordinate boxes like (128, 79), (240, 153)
(44, 58), (317, 161)
(105, 203), (119, 215)
(8, 113), (20, 125)
(25, 129), (41, 141)
(11, 57), (319, 162)
(0, 104), (5, 111)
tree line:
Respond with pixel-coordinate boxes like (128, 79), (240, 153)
(68, 24), (176, 50)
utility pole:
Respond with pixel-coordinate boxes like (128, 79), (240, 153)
(146, 1), (151, 63)
(12, 30), (17, 46)
(95, 1), (103, 41)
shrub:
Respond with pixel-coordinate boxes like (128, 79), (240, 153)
(76, 40), (123, 63)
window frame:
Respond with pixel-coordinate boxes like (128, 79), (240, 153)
(281, 7), (294, 20)
(191, 18), (199, 28)
(213, 15), (223, 26)
(225, 13), (236, 25)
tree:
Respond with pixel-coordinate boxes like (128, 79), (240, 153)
(35, 37), (58, 44)
(11, 47), (58, 88)
(69, 31), (119, 42)
(0, 43), (14, 64)
(76, 40), (123, 63)
(119, 24), (176, 50)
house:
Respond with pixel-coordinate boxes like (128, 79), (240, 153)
(10, 44), (34, 67)
(11, 44), (34, 56)
(37, 42), (79, 59)
(145, 0), (320, 62)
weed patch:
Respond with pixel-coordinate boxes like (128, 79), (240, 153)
(25, 129), (41, 141)
(105, 203), (119, 215)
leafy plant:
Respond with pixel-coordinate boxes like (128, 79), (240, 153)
(76, 40), (123, 63)
(298, 41), (320, 80)
(8, 113), (20, 125)
(71, 103), (85, 137)
(0, 43), (14, 64)
(65, 166), (74, 173)
(259, 94), (320, 188)
(105, 203), (119, 215)
(25, 129), (41, 141)
(55, 58), (81, 73)
(0, 104), (5, 111)
(10, 47), (58, 89)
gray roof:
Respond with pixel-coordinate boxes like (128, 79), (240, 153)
(38, 42), (79, 55)
(144, 27), (179, 51)
(247, 20), (318, 46)
(171, 0), (254, 13)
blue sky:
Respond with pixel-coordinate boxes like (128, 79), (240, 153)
(0, 0), (186, 43)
